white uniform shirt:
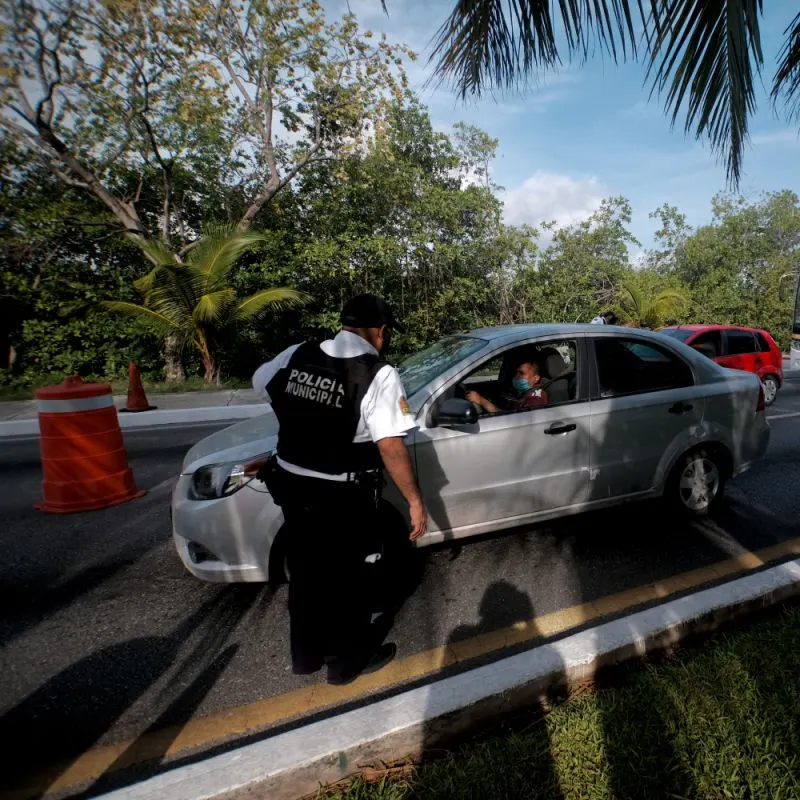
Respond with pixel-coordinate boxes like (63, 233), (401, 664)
(252, 330), (417, 481)
(590, 316), (607, 325)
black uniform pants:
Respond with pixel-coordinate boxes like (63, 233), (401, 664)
(277, 467), (380, 674)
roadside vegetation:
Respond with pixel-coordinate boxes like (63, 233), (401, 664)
(2, 1), (800, 399)
(321, 605), (800, 800)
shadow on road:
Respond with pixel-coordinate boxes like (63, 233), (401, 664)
(421, 580), (566, 799)
(1, 585), (266, 799)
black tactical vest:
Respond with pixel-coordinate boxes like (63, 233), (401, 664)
(266, 341), (387, 475)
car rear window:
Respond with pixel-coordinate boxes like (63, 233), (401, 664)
(659, 328), (694, 342)
(594, 338), (694, 397)
(726, 330), (757, 356)
(756, 332), (772, 353)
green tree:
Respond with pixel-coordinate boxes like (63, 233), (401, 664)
(513, 197), (639, 324)
(651, 190), (800, 348)
(617, 279), (686, 329)
(1, 0), (407, 377)
(105, 227), (306, 384)
(0, 0), (408, 242)
(429, 1), (800, 184)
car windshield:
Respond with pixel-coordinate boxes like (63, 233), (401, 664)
(659, 328), (694, 342)
(397, 335), (487, 397)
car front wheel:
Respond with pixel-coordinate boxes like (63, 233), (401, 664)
(666, 448), (726, 517)
(761, 374), (779, 407)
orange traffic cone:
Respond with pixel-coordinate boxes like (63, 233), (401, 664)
(35, 375), (146, 513)
(121, 362), (157, 412)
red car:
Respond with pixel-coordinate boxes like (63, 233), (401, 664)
(659, 325), (783, 405)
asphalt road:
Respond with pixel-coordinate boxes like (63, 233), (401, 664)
(2, 382), (800, 797)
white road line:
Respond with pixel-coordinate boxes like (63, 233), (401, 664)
(767, 411), (800, 421)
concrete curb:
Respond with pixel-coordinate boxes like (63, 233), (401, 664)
(0, 405), (266, 439)
(100, 556), (800, 800)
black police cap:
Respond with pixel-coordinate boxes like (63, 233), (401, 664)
(340, 294), (405, 333)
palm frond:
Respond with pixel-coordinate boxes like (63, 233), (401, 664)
(650, 288), (686, 313)
(620, 279), (646, 315)
(429, 0), (638, 98)
(644, 0), (763, 186)
(234, 288), (309, 321)
(772, 11), (800, 122)
(193, 289), (238, 324)
(102, 301), (183, 335)
(127, 234), (179, 268)
(188, 224), (267, 294)
(134, 263), (198, 324)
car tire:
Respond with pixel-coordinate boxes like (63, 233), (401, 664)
(666, 447), (727, 518)
(761, 374), (779, 407)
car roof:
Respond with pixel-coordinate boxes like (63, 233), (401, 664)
(464, 323), (664, 341)
(660, 324), (765, 334)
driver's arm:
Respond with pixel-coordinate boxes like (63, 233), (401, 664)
(465, 390), (501, 414)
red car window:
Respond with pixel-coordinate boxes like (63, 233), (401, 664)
(726, 330), (757, 356)
(756, 332), (772, 353)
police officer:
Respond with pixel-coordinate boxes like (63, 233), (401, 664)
(252, 294), (427, 685)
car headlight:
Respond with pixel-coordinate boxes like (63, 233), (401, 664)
(189, 452), (274, 501)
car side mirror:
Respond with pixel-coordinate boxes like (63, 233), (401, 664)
(434, 397), (478, 427)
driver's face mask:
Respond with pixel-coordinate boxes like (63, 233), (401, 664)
(512, 376), (530, 394)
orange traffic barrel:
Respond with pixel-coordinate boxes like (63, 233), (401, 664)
(35, 376), (146, 514)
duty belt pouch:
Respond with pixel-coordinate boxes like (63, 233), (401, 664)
(353, 471), (385, 506)
(256, 455), (287, 506)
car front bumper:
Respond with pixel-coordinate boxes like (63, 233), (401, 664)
(171, 474), (284, 583)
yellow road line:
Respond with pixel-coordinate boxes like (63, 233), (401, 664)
(12, 535), (800, 800)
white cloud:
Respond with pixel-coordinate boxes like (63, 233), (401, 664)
(501, 171), (606, 229)
(750, 129), (800, 147)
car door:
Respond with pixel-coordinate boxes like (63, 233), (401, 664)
(718, 329), (758, 375)
(588, 335), (705, 501)
(752, 331), (776, 380)
(412, 338), (591, 539)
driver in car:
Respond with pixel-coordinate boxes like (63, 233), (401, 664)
(466, 358), (548, 414)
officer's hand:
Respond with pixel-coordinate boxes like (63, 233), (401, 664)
(409, 500), (427, 541)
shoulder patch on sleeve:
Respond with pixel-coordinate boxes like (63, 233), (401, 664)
(399, 397), (411, 415)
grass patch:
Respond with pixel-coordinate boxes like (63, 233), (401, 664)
(321, 605), (800, 800)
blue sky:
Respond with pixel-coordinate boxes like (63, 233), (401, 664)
(332, 0), (800, 253)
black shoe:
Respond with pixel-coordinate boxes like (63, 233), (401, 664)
(292, 658), (324, 676)
(327, 643), (397, 686)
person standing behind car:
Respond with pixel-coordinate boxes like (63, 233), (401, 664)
(251, 294), (427, 686)
(591, 310), (618, 325)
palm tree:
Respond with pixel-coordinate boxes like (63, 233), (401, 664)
(105, 226), (307, 385)
(428, 2), (800, 185)
(618, 279), (685, 329)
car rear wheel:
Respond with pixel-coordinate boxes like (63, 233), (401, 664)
(666, 448), (726, 517)
(761, 374), (779, 407)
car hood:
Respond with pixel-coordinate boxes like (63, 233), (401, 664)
(181, 411), (279, 474)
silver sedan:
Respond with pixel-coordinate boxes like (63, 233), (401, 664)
(172, 324), (770, 583)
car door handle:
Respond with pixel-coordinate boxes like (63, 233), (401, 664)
(545, 422), (577, 435)
(668, 402), (693, 414)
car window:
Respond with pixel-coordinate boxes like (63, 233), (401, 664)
(594, 338), (693, 397)
(659, 328), (694, 343)
(456, 339), (579, 415)
(725, 330), (757, 356)
(462, 354), (504, 384)
(398, 335), (487, 397)
(756, 332), (772, 353)
(689, 330), (721, 358)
